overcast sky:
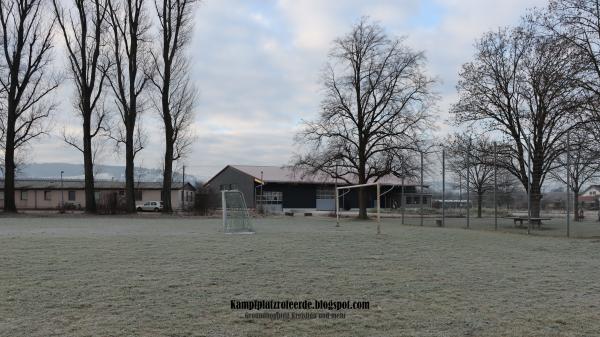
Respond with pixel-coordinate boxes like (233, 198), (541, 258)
(31, 0), (549, 181)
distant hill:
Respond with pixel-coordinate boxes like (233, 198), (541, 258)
(8, 162), (194, 183)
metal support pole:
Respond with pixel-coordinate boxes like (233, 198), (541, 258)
(336, 188), (340, 227)
(527, 136), (532, 235)
(494, 142), (498, 231)
(60, 170), (64, 208)
(401, 177), (405, 225)
(377, 183), (381, 234)
(442, 148), (446, 227)
(260, 171), (264, 213)
(467, 138), (471, 229)
(221, 191), (226, 229)
(459, 175), (462, 216)
(567, 131), (571, 238)
(182, 165), (185, 210)
(420, 151), (424, 226)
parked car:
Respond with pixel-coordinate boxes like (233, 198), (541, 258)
(136, 201), (164, 212)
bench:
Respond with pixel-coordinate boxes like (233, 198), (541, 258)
(507, 217), (551, 229)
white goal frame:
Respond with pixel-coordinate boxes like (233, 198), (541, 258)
(221, 190), (254, 234)
(336, 182), (381, 234)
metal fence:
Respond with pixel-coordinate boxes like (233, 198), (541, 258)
(388, 145), (600, 239)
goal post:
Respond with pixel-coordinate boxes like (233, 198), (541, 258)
(222, 190), (254, 234)
(336, 182), (381, 234)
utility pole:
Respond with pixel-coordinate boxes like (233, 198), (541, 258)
(420, 151), (424, 226)
(182, 165), (186, 211)
(494, 142), (498, 231)
(60, 170), (64, 210)
(401, 176), (405, 225)
(466, 137), (471, 229)
(527, 136), (532, 235)
(567, 131), (571, 238)
(442, 148), (445, 227)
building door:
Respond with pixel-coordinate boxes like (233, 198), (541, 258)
(258, 191), (283, 214)
(316, 187), (335, 211)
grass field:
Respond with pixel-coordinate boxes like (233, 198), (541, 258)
(1, 215), (599, 336)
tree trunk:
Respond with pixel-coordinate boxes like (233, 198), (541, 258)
(124, 23), (139, 214)
(530, 183), (542, 218)
(573, 192), (580, 222)
(83, 116), (96, 213)
(357, 162), (367, 219)
(3, 119), (17, 212)
(3, 46), (19, 213)
(125, 120), (136, 213)
(162, 124), (174, 213)
(477, 191), (483, 218)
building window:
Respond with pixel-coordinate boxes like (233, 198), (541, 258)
(135, 189), (142, 201)
(0, 191), (4, 200)
(20, 191), (28, 200)
(44, 191), (52, 201)
(68, 190), (76, 201)
(316, 187), (335, 199)
(257, 191), (282, 205)
(220, 184), (238, 191)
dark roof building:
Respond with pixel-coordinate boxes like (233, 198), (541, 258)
(205, 165), (430, 213)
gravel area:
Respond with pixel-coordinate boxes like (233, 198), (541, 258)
(1, 215), (599, 336)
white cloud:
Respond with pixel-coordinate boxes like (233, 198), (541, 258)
(28, 0), (550, 180)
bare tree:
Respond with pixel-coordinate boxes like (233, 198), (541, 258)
(53, 0), (111, 213)
(0, 0), (59, 212)
(452, 23), (586, 218)
(541, 1), (600, 106)
(106, 0), (150, 212)
(293, 18), (435, 219)
(446, 133), (496, 218)
(551, 129), (600, 220)
(149, 0), (198, 213)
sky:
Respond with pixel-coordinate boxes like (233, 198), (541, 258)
(30, 0), (549, 181)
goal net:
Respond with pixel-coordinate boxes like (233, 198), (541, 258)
(336, 182), (381, 234)
(222, 190), (254, 234)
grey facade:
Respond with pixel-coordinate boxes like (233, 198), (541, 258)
(205, 166), (257, 207)
(205, 165), (433, 212)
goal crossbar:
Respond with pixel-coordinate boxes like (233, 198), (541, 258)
(336, 182), (381, 234)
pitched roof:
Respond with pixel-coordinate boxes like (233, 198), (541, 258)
(0, 179), (196, 190)
(581, 185), (600, 195)
(212, 165), (422, 186)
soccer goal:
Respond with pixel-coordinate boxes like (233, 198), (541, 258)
(336, 182), (381, 234)
(222, 190), (254, 234)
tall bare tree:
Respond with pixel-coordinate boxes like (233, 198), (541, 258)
(149, 0), (198, 213)
(294, 18), (435, 219)
(540, 0), (600, 150)
(106, 0), (150, 212)
(551, 129), (600, 220)
(446, 134), (496, 218)
(0, 0), (59, 212)
(452, 24), (586, 218)
(53, 0), (111, 213)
